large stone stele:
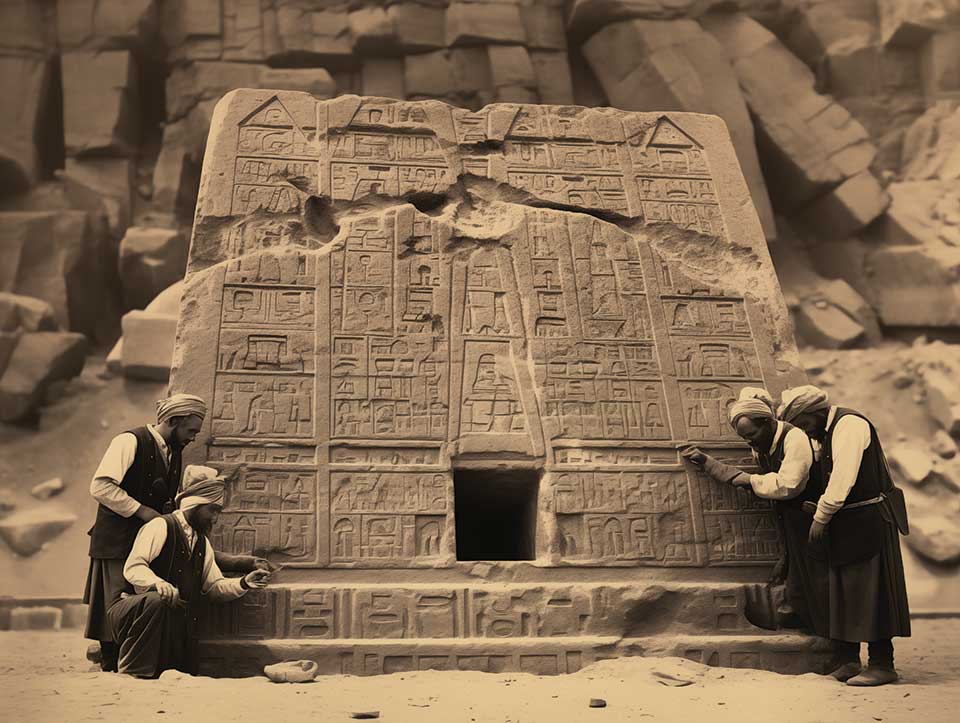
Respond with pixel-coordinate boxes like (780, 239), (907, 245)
(171, 92), (822, 677)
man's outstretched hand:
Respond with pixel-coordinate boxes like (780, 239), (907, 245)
(679, 445), (707, 466)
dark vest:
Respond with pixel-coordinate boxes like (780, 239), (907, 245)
(150, 514), (206, 675)
(88, 426), (183, 559)
(756, 421), (824, 507)
(818, 407), (891, 566)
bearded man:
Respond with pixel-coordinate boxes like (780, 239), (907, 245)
(84, 393), (265, 672)
(681, 387), (829, 637)
(107, 467), (271, 678)
(778, 385), (910, 687)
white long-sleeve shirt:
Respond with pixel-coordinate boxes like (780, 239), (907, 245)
(815, 406), (872, 525)
(742, 421), (812, 500)
(89, 425), (171, 517)
(123, 510), (245, 602)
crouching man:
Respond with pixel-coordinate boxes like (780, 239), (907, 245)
(107, 468), (271, 678)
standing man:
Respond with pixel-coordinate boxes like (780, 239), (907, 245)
(681, 387), (828, 636)
(779, 385), (910, 687)
(108, 469), (271, 678)
(83, 393), (208, 672)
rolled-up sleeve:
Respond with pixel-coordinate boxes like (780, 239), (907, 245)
(748, 427), (811, 500)
(200, 538), (246, 601)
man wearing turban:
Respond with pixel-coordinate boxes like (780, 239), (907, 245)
(776, 385), (910, 687)
(107, 466), (272, 678)
(681, 387), (828, 636)
(83, 393), (264, 672)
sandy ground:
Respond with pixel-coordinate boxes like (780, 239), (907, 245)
(5, 619), (960, 723)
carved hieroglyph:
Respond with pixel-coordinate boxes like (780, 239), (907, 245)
(172, 93), (814, 674)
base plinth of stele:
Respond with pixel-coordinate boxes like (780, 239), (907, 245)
(171, 91), (825, 677)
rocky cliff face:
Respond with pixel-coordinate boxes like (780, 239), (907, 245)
(0, 1), (958, 414)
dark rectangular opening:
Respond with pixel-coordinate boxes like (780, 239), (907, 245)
(454, 469), (539, 561)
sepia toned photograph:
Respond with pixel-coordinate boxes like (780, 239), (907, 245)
(1, 1), (959, 721)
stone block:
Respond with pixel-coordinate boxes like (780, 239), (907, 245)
(446, 2), (526, 46)
(780, 0), (876, 73)
(888, 443), (934, 486)
(60, 157), (134, 240)
(868, 242), (960, 326)
(879, 0), (960, 48)
(118, 227), (189, 310)
(923, 368), (960, 435)
(922, 31), (960, 103)
(57, 0), (159, 51)
(120, 310), (177, 381)
(880, 181), (960, 248)
(151, 117), (204, 224)
(902, 103), (960, 182)
(801, 171), (890, 240)
(0, 0), (54, 56)
(9, 606), (62, 630)
(905, 513), (960, 565)
(259, 68), (336, 100)
(793, 299), (865, 350)
(487, 46), (537, 91)
(30, 477), (65, 500)
(0, 293), (58, 333)
(388, 3), (445, 52)
(826, 45), (922, 101)
(0, 486), (15, 514)
(361, 58), (406, 99)
(405, 51), (457, 98)
(162, 0), (223, 61)
(0, 507), (78, 556)
(62, 603), (89, 629)
(449, 48), (492, 96)
(0, 211), (115, 340)
(62, 50), (139, 156)
(584, 18), (776, 239)
(271, 5), (352, 65)
(702, 12), (876, 213)
(520, 1), (566, 50)
(108, 280), (182, 374)
(348, 6), (396, 53)
(530, 51), (576, 105)
(0, 56), (53, 192)
(932, 429), (958, 458)
(0, 332), (87, 423)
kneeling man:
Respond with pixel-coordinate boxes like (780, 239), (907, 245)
(108, 467), (270, 678)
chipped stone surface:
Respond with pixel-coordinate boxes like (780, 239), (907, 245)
(120, 310), (177, 382)
(0, 56), (53, 192)
(167, 92), (816, 675)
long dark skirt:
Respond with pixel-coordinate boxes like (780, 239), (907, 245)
(82, 558), (131, 641)
(779, 505), (831, 637)
(828, 518), (911, 642)
(107, 591), (198, 678)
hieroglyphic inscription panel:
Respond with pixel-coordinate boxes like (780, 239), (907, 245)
(186, 96), (790, 576)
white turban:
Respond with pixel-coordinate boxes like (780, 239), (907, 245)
(778, 385), (830, 423)
(728, 387), (776, 427)
(176, 465), (225, 512)
(157, 393), (207, 424)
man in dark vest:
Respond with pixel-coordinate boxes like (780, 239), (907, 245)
(107, 469), (271, 678)
(83, 393), (266, 672)
(681, 387), (829, 638)
(779, 385), (910, 687)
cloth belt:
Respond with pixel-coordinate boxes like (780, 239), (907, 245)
(801, 494), (884, 515)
